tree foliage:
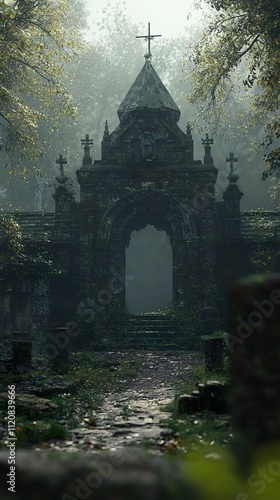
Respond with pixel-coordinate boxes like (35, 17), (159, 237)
(0, 211), (56, 279)
(0, 0), (85, 170)
(189, 0), (280, 178)
(0, 211), (23, 269)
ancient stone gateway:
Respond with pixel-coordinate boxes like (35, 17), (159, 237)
(3, 48), (280, 348)
(74, 55), (222, 341)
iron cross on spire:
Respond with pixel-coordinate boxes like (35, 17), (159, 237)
(226, 152), (239, 183)
(136, 23), (162, 59)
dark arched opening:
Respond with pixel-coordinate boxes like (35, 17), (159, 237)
(125, 224), (172, 313)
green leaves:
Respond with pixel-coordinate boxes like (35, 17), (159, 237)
(0, 211), (24, 270)
(0, 0), (85, 171)
(188, 0), (280, 180)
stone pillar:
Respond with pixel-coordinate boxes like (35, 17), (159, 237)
(185, 240), (201, 308)
(185, 123), (194, 162)
(200, 203), (219, 308)
(223, 154), (243, 236)
(49, 327), (69, 373)
(107, 240), (126, 343)
(202, 335), (224, 371)
(229, 274), (280, 469)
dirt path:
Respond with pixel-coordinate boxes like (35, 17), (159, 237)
(38, 351), (198, 454)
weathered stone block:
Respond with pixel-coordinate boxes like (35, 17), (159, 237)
(202, 335), (224, 371)
(177, 394), (201, 414)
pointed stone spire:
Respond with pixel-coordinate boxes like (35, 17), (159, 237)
(201, 134), (214, 165)
(81, 134), (94, 166)
(117, 61), (180, 122)
(186, 122), (194, 162)
(103, 120), (109, 140)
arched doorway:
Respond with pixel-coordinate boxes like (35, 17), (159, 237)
(125, 224), (172, 313)
(97, 189), (196, 319)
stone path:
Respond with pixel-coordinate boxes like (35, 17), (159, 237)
(53, 351), (197, 452)
(37, 351), (199, 454)
(70, 386), (174, 452)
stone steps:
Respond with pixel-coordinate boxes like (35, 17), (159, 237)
(124, 315), (186, 349)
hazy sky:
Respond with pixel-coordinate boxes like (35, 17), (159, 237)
(86, 0), (206, 39)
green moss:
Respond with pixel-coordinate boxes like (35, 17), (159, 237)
(239, 273), (276, 284)
(15, 420), (67, 448)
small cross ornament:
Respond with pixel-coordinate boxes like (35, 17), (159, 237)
(226, 152), (239, 183)
(55, 154), (67, 183)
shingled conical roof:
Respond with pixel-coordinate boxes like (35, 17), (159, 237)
(117, 59), (181, 123)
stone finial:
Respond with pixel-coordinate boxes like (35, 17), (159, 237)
(226, 152), (239, 183)
(201, 133), (214, 147)
(81, 134), (94, 166)
(55, 154), (68, 184)
(201, 134), (214, 165)
(186, 122), (194, 162)
(223, 151), (243, 220)
(53, 153), (74, 210)
(103, 120), (109, 140)
(186, 122), (192, 136)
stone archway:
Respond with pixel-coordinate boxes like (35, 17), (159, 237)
(97, 189), (196, 315)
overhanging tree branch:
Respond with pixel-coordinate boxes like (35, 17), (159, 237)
(239, 34), (260, 57)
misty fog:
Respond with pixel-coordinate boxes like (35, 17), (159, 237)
(125, 225), (173, 313)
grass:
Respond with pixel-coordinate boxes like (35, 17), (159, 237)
(161, 356), (232, 457)
(0, 348), (231, 453)
(165, 412), (232, 454)
(0, 350), (143, 448)
(13, 419), (67, 448)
